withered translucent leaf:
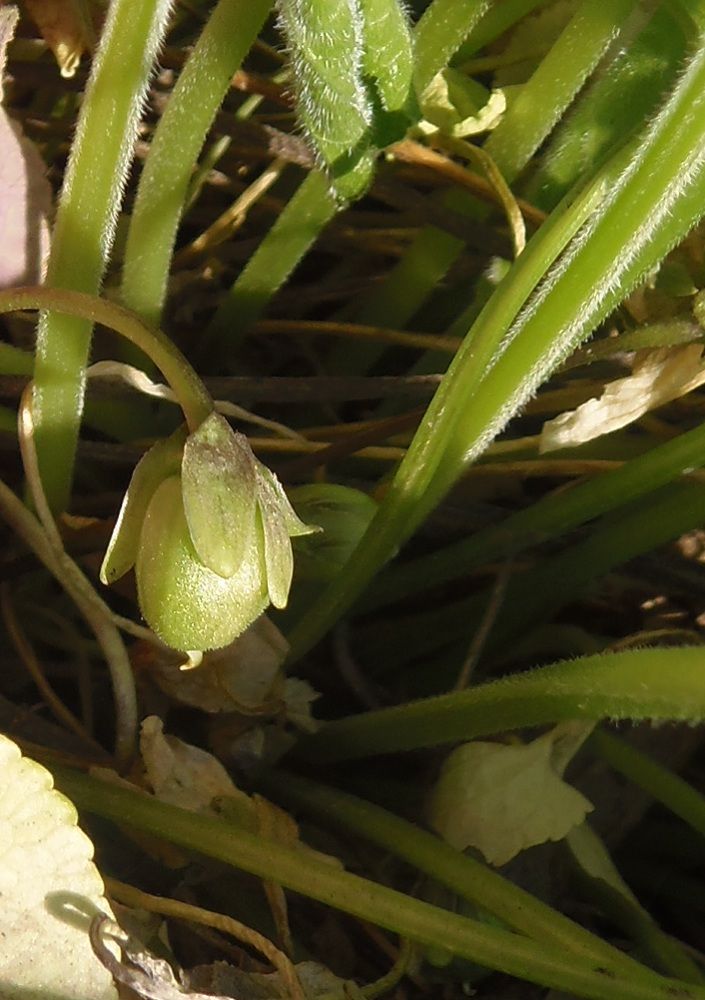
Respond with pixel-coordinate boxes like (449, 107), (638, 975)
(147, 617), (288, 714)
(428, 727), (593, 866)
(541, 345), (705, 452)
(140, 716), (250, 815)
(23, 0), (95, 77)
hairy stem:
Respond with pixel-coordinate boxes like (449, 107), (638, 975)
(0, 288), (213, 431)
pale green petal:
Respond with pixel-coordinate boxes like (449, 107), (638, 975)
(100, 426), (185, 585)
(255, 461), (318, 538)
(254, 465), (294, 608)
(181, 413), (257, 578)
(136, 476), (268, 651)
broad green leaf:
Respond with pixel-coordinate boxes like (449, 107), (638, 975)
(181, 413), (257, 578)
(100, 426), (185, 585)
(428, 728), (593, 865)
(136, 476), (268, 651)
(0, 734), (117, 1000)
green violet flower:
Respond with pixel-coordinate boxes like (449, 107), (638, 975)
(100, 413), (315, 652)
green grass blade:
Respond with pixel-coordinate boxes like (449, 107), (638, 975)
(263, 769), (659, 981)
(484, 0), (638, 183)
(413, 0), (490, 93)
(593, 731), (705, 843)
(300, 646), (705, 762)
(366, 419), (705, 610)
(207, 169), (338, 346)
(288, 35), (705, 660)
(525, 5), (686, 209)
(121, 0), (273, 330)
(52, 764), (705, 1000)
(31, 0), (173, 511)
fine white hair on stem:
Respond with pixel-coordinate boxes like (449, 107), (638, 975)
(276, 0), (370, 165)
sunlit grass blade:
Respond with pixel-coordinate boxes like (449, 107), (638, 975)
(300, 646), (705, 762)
(121, 0), (273, 331)
(31, 0), (173, 511)
(287, 35), (705, 660)
(483, 0), (638, 183)
(524, 4), (686, 209)
(413, 0), (489, 93)
(207, 169), (337, 346)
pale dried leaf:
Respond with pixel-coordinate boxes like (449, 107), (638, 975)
(0, 734), (117, 1000)
(23, 0), (94, 77)
(148, 617), (288, 713)
(140, 716), (250, 814)
(0, 7), (51, 287)
(187, 959), (361, 999)
(0, 6), (17, 88)
(282, 677), (320, 733)
(91, 916), (231, 1000)
(419, 68), (506, 137)
(540, 345), (705, 452)
(428, 728), (593, 866)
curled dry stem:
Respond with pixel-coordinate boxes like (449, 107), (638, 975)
(8, 387), (138, 768)
(105, 879), (306, 1000)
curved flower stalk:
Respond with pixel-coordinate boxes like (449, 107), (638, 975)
(0, 287), (316, 655)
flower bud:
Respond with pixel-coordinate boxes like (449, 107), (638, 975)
(101, 414), (317, 652)
(288, 483), (376, 581)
